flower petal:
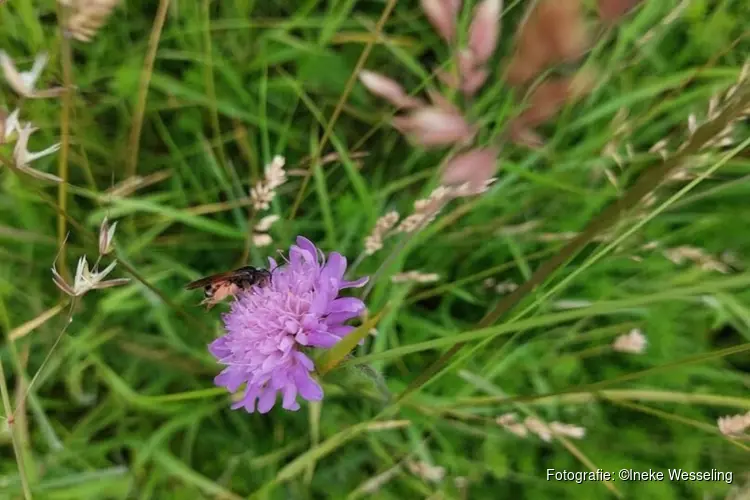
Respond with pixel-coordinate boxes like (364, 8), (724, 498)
(294, 370), (323, 401)
(307, 331), (341, 348)
(295, 351), (315, 371)
(295, 235), (318, 260)
(329, 297), (365, 315)
(282, 383), (299, 410)
(321, 252), (347, 285)
(257, 389), (277, 413)
(232, 387), (259, 412)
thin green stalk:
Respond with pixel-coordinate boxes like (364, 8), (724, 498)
(0, 358), (32, 500)
(201, 0), (229, 172)
(56, 6), (74, 283)
(126, 0), (171, 177)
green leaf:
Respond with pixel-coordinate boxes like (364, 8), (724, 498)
(316, 308), (387, 376)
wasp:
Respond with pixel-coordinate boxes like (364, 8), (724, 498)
(185, 266), (271, 309)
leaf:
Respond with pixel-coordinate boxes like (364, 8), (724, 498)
(316, 308), (388, 376)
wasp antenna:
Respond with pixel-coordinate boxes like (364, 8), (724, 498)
(275, 249), (290, 265)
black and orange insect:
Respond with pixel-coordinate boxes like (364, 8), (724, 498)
(185, 266), (271, 309)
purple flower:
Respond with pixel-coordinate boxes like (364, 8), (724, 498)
(209, 236), (369, 414)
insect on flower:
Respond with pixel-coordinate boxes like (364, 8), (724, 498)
(185, 266), (272, 309)
(208, 236), (369, 413)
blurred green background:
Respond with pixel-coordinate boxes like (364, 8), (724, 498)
(1, 0), (749, 498)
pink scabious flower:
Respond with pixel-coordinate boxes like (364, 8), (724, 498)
(209, 236), (369, 414)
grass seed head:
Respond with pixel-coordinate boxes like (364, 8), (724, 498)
(717, 411), (750, 437)
(612, 328), (648, 354)
(364, 211), (400, 256)
(251, 156), (287, 211)
(64, 0), (122, 42)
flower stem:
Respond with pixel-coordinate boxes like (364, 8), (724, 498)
(57, 4), (74, 284)
(0, 358), (32, 500)
(126, 0), (171, 177)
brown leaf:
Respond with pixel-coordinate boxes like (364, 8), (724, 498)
(508, 70), (596, 147)
(598, 0), (642, 23)
(505, 0), (589, 86)
(515, 71), (596, 127)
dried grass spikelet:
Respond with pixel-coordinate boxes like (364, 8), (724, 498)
(602, 107), (632, 168)
(549, 421), (586, 439)
(364, 211), (400, 256)
(505, 0), (589, 87)
(12, 123), (63, 183)
(497, 413), (586, 440)
(52, 255), (129, 297)
(98, 217), (118, 255)
(250, 156), (287, 211)
(493, 280), (517, 294)
(662, 246), (729, 273)
(63, 0), (122, 42)
(524, 417), (553, 441)
(482, 277), (520, 294)
(394, 186), (454, 234)
(251, 215), (280, 248)
(0, 108), (21, 145)
(391, 271), (440, 284)
(717, 411), (750, 438)
(496, 413), (529, 437)
(612, 328), (647, 354)
(0, 51), (65, 99)
(406, 460), (446, 483)
(358, 464), (403, 495)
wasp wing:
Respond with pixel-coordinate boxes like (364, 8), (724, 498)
(185, 270), (241, 290)
(184, 266), (261, 290)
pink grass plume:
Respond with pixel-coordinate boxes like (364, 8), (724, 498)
(468, 0), (502, 65)
(392, 106), (475, 148)
(442, 147), (499, 192)
(358, 70), (424, 109)
(421, 0), (462, 43)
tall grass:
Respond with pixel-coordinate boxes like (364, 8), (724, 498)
(1, 1), (749, 499)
